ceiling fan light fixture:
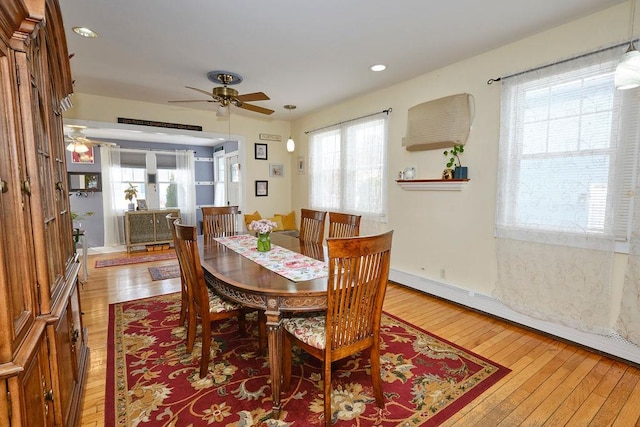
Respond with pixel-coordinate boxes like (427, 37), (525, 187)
(72, 26), (97, 38)
(216, 105), (229, 117)
(66, 141), (89, 153)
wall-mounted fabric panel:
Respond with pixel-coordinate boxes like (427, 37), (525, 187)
(402, 93), (473, 151)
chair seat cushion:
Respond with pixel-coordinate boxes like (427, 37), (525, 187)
(282, 315), (326, 349)
(207, 288), (241, 313)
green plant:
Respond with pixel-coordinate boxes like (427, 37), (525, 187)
(124, 183), (138, 201)
(443, 145), (465, 168)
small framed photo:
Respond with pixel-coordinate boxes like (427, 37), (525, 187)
(255, 143), (268, 160)
(255, 180), (268, 197)
(269, 163), (284, 177)
(137, 199), (147, 210)
(297, 156), (305, 175)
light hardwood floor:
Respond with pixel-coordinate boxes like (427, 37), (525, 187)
(79, 251), (640, 426)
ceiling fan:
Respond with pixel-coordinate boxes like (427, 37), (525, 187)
(169, 71), (275, 116)
(65, 125), (93, 153)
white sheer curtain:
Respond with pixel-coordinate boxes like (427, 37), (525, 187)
(617, 164), (640, 346)
(494, 47), (633, 333)
(100, 145), (125, 246)
(308, 112), (388, 227)
(176, 150), (196, 226)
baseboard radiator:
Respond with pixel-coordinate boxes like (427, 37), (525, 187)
(390, 269), (640, 366)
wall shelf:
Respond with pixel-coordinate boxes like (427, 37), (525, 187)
(396, 179), (470, 191)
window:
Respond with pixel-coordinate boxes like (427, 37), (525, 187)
(158, 169), (177, 208)
(496, 47), (640, 246)
(118, 167), (146, 210)
(309, 113), (388, 221)
(156, 153), (177, 208)
(115, 150), (179, 210)
(214, 149), (226, 206)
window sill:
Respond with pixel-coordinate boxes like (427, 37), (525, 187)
(396, 179), (470, 191)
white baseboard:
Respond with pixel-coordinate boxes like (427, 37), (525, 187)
(84, 245), (126, 254)
(389, 269), (640, 366)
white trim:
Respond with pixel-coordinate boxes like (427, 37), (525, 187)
(389, 268), (640, 365)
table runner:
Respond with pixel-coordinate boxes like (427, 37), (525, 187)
(214, 234), (328, 282)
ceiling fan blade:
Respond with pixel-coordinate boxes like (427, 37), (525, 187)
(236, 92), (270, 102)
(185, 86), (213, 97)
(168, 99), (214, 103)
(239, 103), (275, 115)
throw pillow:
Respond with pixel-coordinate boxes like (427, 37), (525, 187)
(275, 210), (297, 230)
(267, 215), (284, 231)
(244, 210), (261, 229)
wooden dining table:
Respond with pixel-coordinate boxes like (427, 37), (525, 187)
(199, 232), (328, 418)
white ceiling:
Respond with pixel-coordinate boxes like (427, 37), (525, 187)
(59, 0), (625, 132)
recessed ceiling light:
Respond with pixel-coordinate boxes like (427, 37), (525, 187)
(370, 64), (386, 72)
(72, 27), (98, 38)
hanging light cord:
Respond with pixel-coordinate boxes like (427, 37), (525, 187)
(630, 0), (637, 44)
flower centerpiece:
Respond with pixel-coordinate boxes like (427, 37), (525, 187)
(249, 218), (278, 252)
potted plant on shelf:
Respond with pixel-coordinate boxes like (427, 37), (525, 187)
(443, 145), (468, 179)
(124, 183), (138, 211)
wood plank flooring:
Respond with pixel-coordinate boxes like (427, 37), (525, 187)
(78, 251), (640, 426)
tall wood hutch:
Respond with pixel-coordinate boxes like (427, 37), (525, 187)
(0, 0), (89, 425)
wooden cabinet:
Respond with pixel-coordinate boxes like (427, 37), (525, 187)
(125, 209), (180, 252)
(0, 0), (89, 426)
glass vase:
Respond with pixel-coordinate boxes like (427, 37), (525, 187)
(257, 232), (272, 252)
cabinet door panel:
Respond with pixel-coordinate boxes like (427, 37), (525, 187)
(0, 45), (37, 364)
(154, 212), (174, 241)
(128, 213), (156, 243)
(14, 337), (54, 427)
(52, 299), (77, 426)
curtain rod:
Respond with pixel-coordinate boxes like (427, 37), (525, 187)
(304, 108), (392, 135)
(487, 39), (634, 85)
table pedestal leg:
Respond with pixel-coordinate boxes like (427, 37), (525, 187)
(265, 301), (283, 419)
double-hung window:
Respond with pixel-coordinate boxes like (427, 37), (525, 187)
(308, 113), (389, 222)
(496, 47), (640, 249)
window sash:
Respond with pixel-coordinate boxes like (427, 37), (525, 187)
(497, 45), (640, 245)
(308, 114), (388, 221)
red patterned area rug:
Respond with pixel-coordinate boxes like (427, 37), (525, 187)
(148, 264), (181, 281)
(106, 293), (510, 426)
(95, 251), (176, 268)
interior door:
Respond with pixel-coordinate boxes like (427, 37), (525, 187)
(226, 153), (240, 208)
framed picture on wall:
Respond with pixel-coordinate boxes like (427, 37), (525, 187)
(71, 146), (95, 164)
(255, 180), (268, 197)
(269, 164), (284, 177)
(255, 143), (268, 160)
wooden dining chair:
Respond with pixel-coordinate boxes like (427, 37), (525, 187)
(202, 206), (239, 236)
(299, 208), (327, 244)
(282, 230), (394, 426)
(328, 211), (362, 238)
(174, 222), (247, 378)
(166, 213), (188, 327)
